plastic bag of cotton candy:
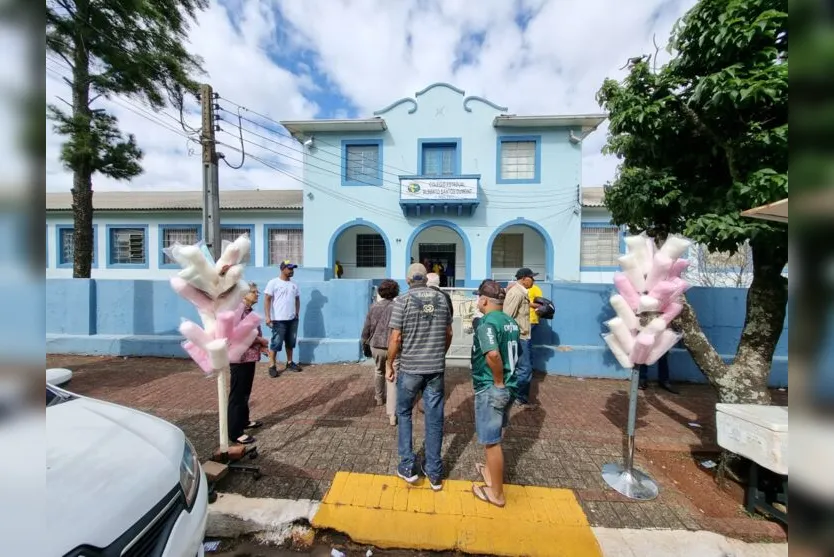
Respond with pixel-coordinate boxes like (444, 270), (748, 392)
(163, 235), (262, 377)
(601, 233), (692, 369)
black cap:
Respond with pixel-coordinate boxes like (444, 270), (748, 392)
(280, 260), (297, 270)
(515, 268), (538, 280)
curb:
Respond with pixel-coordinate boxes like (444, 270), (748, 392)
(206, 492), (320, 546)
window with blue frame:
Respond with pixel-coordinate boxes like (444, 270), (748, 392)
(344, 142), (381, 185)
(109, 227), (147, 265)
(421, 143), (457, 176)
(57, 225), (96, 267)
(580, 224), (621, 269)
(497, 135), (541, 184)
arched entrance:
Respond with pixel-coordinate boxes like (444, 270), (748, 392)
(405, 220), (470, 286)
(328, 219), (391, 280)
(486, 218), (553, 281)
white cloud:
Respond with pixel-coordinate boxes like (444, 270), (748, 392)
(45, 0), (696, 192)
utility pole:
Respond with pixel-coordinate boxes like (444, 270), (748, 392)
(200, 83), (222, 261)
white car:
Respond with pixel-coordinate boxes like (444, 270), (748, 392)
(46, 383), (209, 557)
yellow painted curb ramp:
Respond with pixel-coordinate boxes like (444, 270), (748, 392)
(312, 472), (602, 556)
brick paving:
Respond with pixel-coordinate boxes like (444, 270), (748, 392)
(47, 355), (787, 542)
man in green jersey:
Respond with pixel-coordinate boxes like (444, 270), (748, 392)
(470, 280), (520, 508)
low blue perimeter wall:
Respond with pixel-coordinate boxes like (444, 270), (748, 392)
(46, 278), (797, 386)
(46, 278), (374, 365)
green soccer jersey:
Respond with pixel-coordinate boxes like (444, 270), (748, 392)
(471, 310), (521, 394)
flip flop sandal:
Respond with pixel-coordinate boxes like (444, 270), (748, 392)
(245, 421), (263, 429)
(475, 463), (492, 488)
(472, 483), (505, 508)
(235, 435), (256, 445)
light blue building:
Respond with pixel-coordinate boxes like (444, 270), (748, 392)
(281, 82), (607, 286)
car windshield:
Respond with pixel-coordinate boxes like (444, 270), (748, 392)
(46, 385), (75, 407)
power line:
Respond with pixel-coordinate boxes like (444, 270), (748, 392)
(47, 48), (582, 213)
(47, 64), (579, 229)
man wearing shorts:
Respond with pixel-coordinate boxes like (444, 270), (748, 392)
(470, 280), (520, 508)
(264, 260), (301, 376)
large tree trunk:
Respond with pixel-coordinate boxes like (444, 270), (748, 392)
(677, 240), (788, 404)
(71, 0), (94, 279)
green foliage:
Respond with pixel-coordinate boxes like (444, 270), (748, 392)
(597, 0), (787, 256)
(47, 105), (143, 180)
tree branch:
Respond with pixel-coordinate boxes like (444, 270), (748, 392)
(52, 48), (75, 71)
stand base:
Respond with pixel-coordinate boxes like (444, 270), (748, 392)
(602, 462), (659, 501)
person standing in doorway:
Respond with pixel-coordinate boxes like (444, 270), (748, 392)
(265, 260), (302, 377)
(361, 279), (401, 425)
(504, 268), (537, 408)
(335, 260), (344, 279)
(470, 280), (519, 508)
(386, 263), (453, 491)
(228, 282), (269, 445)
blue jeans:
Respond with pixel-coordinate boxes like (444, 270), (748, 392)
(516, 338), (533, 404)
(269, 318), (298, 352)
(474, 385), (514, 445)
(396, 371), (445, 480)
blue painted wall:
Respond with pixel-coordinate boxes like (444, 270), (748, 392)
(42, 278), (819, 390)
(301, 83), (584, 285)
(46, 277), (373, 364)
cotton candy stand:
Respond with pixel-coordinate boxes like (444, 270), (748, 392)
(166, 235), (263, 483)
(601, 233), (691, 501)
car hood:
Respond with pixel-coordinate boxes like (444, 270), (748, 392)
(46, 395), (184, 556)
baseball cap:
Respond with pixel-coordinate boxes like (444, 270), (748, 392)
(407, 263), (427, 282)
(515, 268), (538, 280)
(280, 260), (297, 270)
(475, 279), (505, 302)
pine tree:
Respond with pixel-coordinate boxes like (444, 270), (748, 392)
(47, 0), (208, 277)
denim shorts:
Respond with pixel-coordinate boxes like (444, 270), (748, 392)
(269, 318), (298, 352)
(474, 385), (514, 445)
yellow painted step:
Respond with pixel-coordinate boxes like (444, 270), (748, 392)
(312, 472), (602, 557)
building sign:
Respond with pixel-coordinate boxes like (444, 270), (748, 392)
(399, 177), (478, 201)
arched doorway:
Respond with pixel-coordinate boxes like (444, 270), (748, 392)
(328, 219), (391, 280)
(405, 220), (470, 286)
(486, 218), (553, 281)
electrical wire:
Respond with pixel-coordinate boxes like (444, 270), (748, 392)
(47, 42), (582, 214)
(220, 107), (246, 169)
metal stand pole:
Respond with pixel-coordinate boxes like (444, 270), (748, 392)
(601, 366), (659, 500)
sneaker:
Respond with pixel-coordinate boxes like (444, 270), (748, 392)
(421, 464), (442, 491)
(268, 366), (279, 378)
(397, 467), (419, 484)
(286, 362), (303, 373)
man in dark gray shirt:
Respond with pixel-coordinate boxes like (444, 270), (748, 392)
(386, 263), (453, 491)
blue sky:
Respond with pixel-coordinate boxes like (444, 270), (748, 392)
(45, 0), (696, 192)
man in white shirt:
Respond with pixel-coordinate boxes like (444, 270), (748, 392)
(264, 260), (302, 376)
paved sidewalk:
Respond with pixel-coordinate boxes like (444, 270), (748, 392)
(48, 355), (787, 545)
